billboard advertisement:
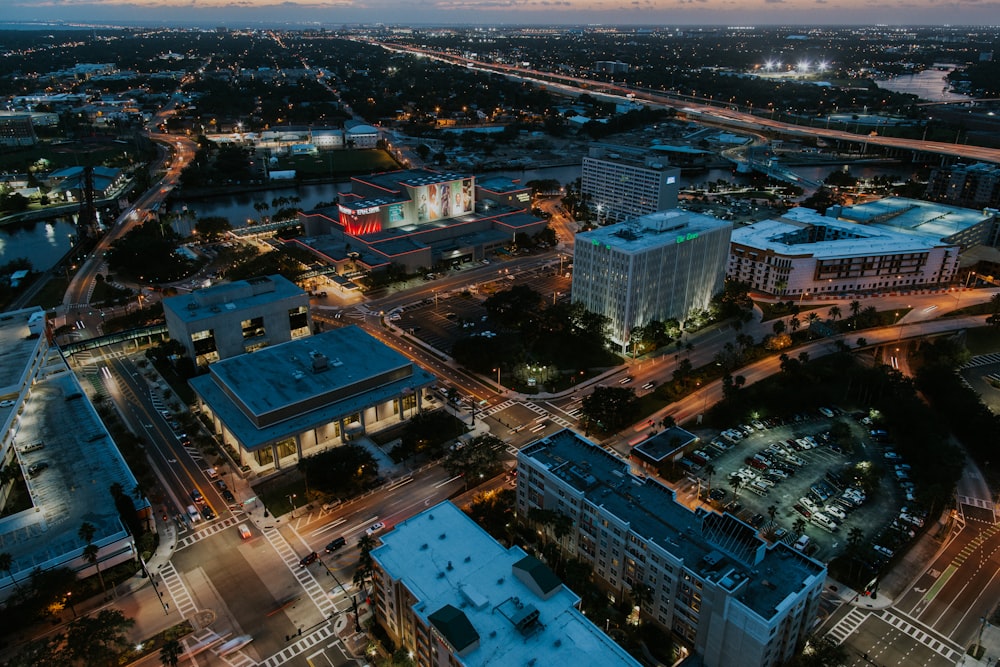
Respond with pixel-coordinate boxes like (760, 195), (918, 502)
(339, 204), (383, 237)
(414, 178), (474, 223)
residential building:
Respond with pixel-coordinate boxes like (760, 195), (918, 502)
(371, 500), (641, 667)
(728, 207), (959, 297)
(162, 275), (312, 365)
(594, 60), (630, 74)
(572, 209), (732, 350)
(581, 144), (680, 223)
(0, 307), (144, 601)
(190, 326), (435, 473)
(517, 431), (826, 667)
(297, 168), (546, 275)
(0, 113), (37, 147)
(925, 163), (1000, 210)
(832, 197), (1000, 251)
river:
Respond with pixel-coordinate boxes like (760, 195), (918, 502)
(875, 64), (970, 103)
(0, 217), (77, 272)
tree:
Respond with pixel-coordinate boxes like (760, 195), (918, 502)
(0, 551), (21, 593)
(354, 534), (377, 591)
(728, 476), (742, 501)
(772, 319), (786, 336)
(703, 463), (716, 497)
(159, 638), (183, 667)
(788, 315), (801, 334)
(442, 434), (504, 489)
(581, 386), (640, 432)
(849, 299), (862, 322)
(793, 517), (807, 535)
(194, 216), (233, 242)
(988, 293), (1000, 327)
(78, 522), (105, 593)
(827, 305), (842, 322)
(64, 608), (134, 666)
(767, 505), (777, 524)
(847, 527), (864, 552)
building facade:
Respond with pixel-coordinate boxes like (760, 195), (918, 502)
(573, 209), (732, 350)
(517, 431), (826, 667)
(190, 326), (435, 473)
(728, 207), (960, 297)
(926, 162), (1000, 210)
(371, 500), (641, 667)
(581, 144), (680, 223)
(163, 275), (312, 365)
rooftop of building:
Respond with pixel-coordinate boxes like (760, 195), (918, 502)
(373, 501), (640, 667)
(475, 176), (529, 194)
(189, 326), (435, 451)
(732, 207), (947, 258)
(937, 162), (1000, 175)
(577, 208), (731, 253)
(0, 308), (46, 394)
(3, 351), (138, 580)
(520, 430), (825, 621)
(834, 197), (995, 241)
(355, 168), (471, 195)
(632, 426), (698, 463)
(162, 275), (306, 324)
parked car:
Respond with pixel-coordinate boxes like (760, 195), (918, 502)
(191, 489), (204, 504)
(27, 461), (49, 476)
(221, 489), (236, 503)
(201, 506), (216, 521)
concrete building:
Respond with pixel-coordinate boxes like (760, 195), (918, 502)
(162, 275), (312, 365)
(581, 144), (681, 223)
(371, 500), (641, 667)
(925, 163), (1000, 210)
(517, 431), (826, 667)
(0, 307), (145, 601)
(297, 169), (546, 276)
(0, 113), (37, 147)
(189, 326), (435, 473)
(572, 209), (732, 351)
(832, 197), (1000, 251)
(728, 207), (960, 297)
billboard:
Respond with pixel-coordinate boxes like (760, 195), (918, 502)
(414, 178), (474, 223)
(339, 204), (383, 236)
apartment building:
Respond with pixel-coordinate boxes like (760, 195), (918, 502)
(371, 500), (640, 667)
(572, 209), (732, 350)
(517, 431), (826, 667)
(581, 144), (681, 223)
(926, 162), (1000, 210)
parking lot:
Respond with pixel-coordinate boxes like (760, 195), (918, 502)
(677, 410), (922, 566)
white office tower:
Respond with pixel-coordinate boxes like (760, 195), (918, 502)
(581, 145), (681, 223)
(572, 209), (732, 351)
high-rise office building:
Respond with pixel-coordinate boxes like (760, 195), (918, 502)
(517, 431), (826, 667)
(572, 209), (731, 350)
(581, 144), (680, 223)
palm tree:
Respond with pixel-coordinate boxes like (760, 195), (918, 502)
(849, 299), (862, 323)
(0, 552), (20, 593)
(806, 312), (820, 326)
(848, 527), (864, 551)
(160, 638), (183, 667)
(828, 305), (842, 322)
(78, 522), (105, 593)
(703, 463), (716, 497)
(728, 477), (742, 502)
(767, 505), (777, 525)
(788, 315), (801, 334)
(793, 518), (806, 536)
(772, 319), (786, 336)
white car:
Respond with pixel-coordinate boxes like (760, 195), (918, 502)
(366, 521), (385, 536)
(824, 506), (847, 521)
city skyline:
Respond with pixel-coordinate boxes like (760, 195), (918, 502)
(4, 1), (1000, 29)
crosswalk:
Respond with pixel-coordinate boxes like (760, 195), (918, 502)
(523, 401), (573, 429)
(825, 607), (963, 663)
(961, 353), (1000, 368)
(260, 524), (336, 617)
(256, 624), (337, 667)
(159, 560), (199, 619)
(176, 515), (243, 550)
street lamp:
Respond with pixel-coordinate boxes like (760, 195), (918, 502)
(493, 367), (501, 391)
(287, 494), (297, 517)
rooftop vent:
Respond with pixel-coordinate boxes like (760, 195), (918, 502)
(310, 350), (330, 372)
(447, 561), (454, 571)
(464, 556), (471, 563)
(439, 533), (447, 540)
(292, 370), (305, 381)
(420, 544), (428, 550)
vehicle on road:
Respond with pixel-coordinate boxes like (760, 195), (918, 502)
(299, 552), (319, 567)
(326, 537), (347, 553)
(27, 461), (49, 476)
(366, 521), (386, 536)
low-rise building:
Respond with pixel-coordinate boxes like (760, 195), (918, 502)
(371, 500), (641, 667)
(0, 307), (144, 601)
(517, 430), (826, 667)
(190, 326), (435, 473)
(728, 207), (959, 297)
(162, 275), (312, 365)
(832, 197), (1000, 251)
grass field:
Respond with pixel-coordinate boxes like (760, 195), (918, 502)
(280, 149), (398, 178)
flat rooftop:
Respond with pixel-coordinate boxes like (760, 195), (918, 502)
(632, 426), (697, 463)
(4, 357), (136, 579)
(162, 275), (306, 324)
(577, 209), (731, 254)
(0, 309), (46, 394)
(189, 326), (435, 450)
(476, 176), (528, 194)
(733, 207), (946, 258)
(373, 501), (639, 667)
(357, 168), (471, 194)
(835, 197), (995, 241)
(521, 430), (825, 621)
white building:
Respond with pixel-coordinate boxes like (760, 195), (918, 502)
(728, 207), (959, 297)
(581, 144), (680, 223)
(0, 307), (144, 601)
(371, 500), (641, 667)
(518, 431), (826, 667)
(572, 209), (732, 350)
